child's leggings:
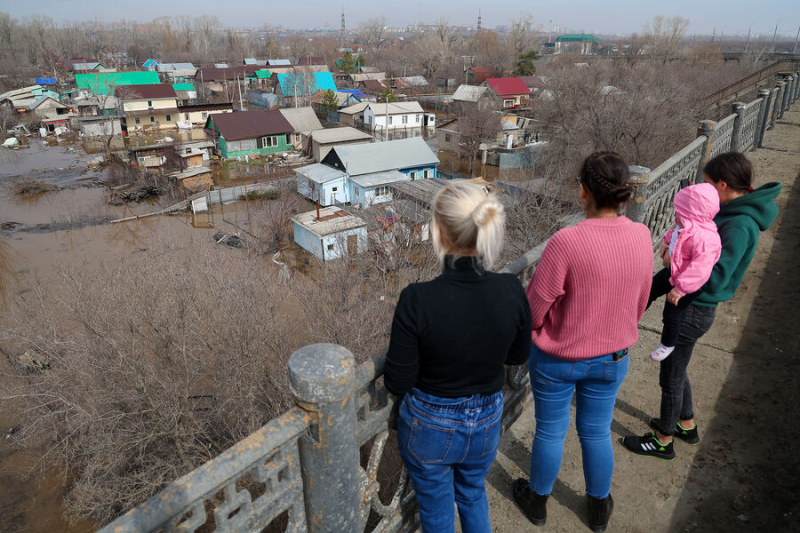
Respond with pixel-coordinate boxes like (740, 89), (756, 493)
(648, 268), (702, 347)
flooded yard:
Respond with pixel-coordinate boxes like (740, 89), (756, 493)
(0, 136), (305, 532)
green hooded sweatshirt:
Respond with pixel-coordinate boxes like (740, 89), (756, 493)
(694, 182), (782, 307)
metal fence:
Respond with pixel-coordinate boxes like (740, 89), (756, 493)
(99, 71), (800, 533)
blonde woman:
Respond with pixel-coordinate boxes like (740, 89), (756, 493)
(385, 182), (532, 533)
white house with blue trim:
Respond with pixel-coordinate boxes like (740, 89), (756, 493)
(296, 137), (439, 208)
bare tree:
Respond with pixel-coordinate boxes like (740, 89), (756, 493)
(360, 16), (389, 54)
(644, 16), (690, 64)
(458, 106), (502, 176)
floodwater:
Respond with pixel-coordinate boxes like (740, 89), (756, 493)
(0, 137), (299, 532)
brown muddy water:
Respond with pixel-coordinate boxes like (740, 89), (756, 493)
(0, 138), (302, 532)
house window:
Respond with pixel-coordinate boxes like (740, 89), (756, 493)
(286, 134), (291, 144)
(135, 117), (141, 125)
(263, 135), (280, 147)
(147, 100), (153, 108)
(423, 169), (431, 179)
(295, 133), (301, 142)
(445, 134), (451, 143)
(149, 116), (155, 123)
(332, 187), (338, 192)
(388, 116), (393, 125)
(201, 112), (208, 119)
(165, 114), (171, 122)
(327, 244), (335, 251)
(409, 171), (417, 180)
(416, 114), (420, 123)
(504, 99), (514, 107)
(184, 113), (190, 120)
(402, 115), (408, 124)
(375, 186), (390, 196)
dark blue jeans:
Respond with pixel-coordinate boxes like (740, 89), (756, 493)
(397, 388), (504, 533)
(657, 304), (717, 435)
(528, 344), (629, 499)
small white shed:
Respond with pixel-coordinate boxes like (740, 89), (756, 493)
(292, 206), (367, 261)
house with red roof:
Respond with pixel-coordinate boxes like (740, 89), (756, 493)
(481, 77), (532, 109)
(466, 67), (492, 85)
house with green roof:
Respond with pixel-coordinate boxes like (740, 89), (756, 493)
(246, 69), (271, 89)
(554, 34), (602, 55)
(75, 71), (161, 96)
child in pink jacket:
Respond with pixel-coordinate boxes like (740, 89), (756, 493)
(648, 183), (722, 361)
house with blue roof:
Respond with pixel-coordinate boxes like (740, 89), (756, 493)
(275, 71), (336, 107)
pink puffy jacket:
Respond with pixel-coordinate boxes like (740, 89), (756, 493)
(663, 183), (722, 296)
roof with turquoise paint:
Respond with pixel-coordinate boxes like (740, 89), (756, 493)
(276, 72), (336, 97)
(75, 71), (161, 95)
(172, 83), (196, 91)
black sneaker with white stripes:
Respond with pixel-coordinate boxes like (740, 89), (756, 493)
(619, 432), (675, 460)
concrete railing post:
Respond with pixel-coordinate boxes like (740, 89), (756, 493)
(794, 71), (800, 102)
(772, 83), (785, 127)
(697, 119), (717, 171)
(775, 81), (786, 120)
(289, 344), (361, 533)
(730, 102), (746, 152)
(625, 165), (651, 223)
(780, 76), (793, 117)
(756, 89), (772, 148)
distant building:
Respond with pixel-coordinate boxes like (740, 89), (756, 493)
(466, 67), (492, 85)
(291, 206), (367, 261)
(363, 102), (433, 133)
(306, 126), (372, 162)
(275, 71), (337, 106)
(554, 34), (602, 55)
(451, 84), (501, 111)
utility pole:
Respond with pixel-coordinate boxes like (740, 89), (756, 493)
(770, 23), (778, 54)
(340, 5), (346, 48)
(711, 28), (715, 43)
(744, 27), (751, 54)
(793, 25), (799, 54)
(477, 9), (482, 31)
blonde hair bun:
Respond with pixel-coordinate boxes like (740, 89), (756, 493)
(431, 182), (506, 269)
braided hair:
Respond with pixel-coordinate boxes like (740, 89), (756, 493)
(579, 151), (633, 210)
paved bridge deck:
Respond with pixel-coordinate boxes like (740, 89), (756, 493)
(483, 108), (800, 532)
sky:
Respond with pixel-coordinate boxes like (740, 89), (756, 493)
(2, 0), (799, 38)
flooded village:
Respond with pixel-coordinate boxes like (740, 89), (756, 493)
(0, 6), (796, 532)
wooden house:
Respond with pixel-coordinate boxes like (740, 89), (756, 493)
(204, 110), (294, 159)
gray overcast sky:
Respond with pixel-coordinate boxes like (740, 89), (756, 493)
(2, 0), (798, 37)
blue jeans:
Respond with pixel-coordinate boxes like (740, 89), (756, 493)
(528, 344), (629, 499)
(397, 388), (504, 533)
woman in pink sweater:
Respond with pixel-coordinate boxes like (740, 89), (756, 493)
(512, 152), (653, 533)
(648, 184), (722, 362)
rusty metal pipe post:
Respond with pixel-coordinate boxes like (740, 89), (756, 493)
(289, 344), (361, 533)
(625, 165), (651, 224)
(730, 102), (746, 152)
(756, 89), (772, 148)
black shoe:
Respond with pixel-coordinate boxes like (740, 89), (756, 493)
(588, 493), (614, 533)
(512, 478), (548, 526)
(619, 431), (675, 460)
(648, 418), (700, 445)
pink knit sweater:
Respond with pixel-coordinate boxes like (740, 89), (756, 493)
(526, 217), (654, 360)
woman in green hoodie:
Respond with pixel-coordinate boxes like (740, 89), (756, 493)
(622, 152), (782, 460)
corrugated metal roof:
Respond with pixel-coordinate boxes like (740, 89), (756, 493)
(267, 59), (292, 66)
(349, 170), (410, 188)
(276, 72), (337, 97)
(555, 34), (601, 43)
(394, 76), (428, 88)
(157, 63), (196, 72)
(391, 178), (448, 207)
(452, 85), (489, 102)
(278, 107), (323, 134)
(73, 62), (102, 71)
(253, 70), (271, 79)
(198, 66), (256, 81)
(338, 102), (369, 115)
(75, 72), (160, 95)
(519, 75), (545, 89)
(209, 109), (293, 141)
(328, 137), (438, 176)
(485, 77), (531, 97)
(125, 84), (177, 99)
(172, 82), (196, 92)
(292, 206), (365, 237)
(309, 127), (372, 144)
(366, 102), (424, 115)
(295, 163), (347, 184)
(244, 58), (258, 65)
